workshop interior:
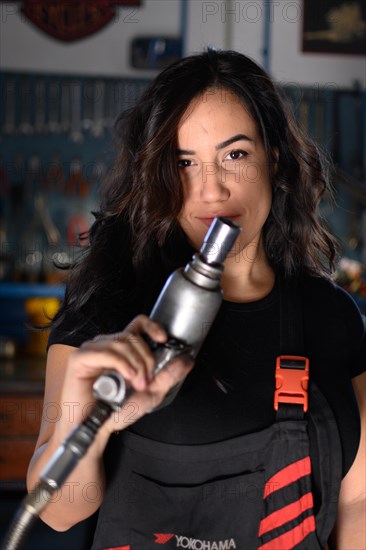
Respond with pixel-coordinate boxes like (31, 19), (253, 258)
(0, 1), (365, 549)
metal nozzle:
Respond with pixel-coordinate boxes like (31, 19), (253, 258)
(199, 216), (242, 264)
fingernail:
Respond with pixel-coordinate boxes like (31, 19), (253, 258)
(128, 366), (137, 376)
(153, 324), (166, 336)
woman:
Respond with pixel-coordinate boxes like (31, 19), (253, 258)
(27, 50), (365, 549)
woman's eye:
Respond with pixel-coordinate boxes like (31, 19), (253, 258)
(225, 150), (248, 161)
(177, 159), (193, 168)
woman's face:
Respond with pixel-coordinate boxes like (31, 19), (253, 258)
(177, 89), (273, 257)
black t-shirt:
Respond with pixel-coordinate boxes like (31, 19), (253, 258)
(48, 274), (365, 476)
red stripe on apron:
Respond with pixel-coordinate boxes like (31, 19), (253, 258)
(263, 456), (311, 498)
(258, 492), (314, 536)
(103, 546), (131, 550)
(154, 533), (175, 543)
(258, 515), (316, 550)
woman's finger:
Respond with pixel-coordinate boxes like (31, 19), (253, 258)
(70, 346), (148, 391)
(126, 315), (167, 343)
(141, 354), (194, 412)
(104, 354), (194, 431)
(81, 332), (158, 386)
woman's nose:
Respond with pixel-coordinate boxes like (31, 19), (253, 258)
(199, 162), (230, 202)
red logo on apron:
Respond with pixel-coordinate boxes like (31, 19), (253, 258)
(154, 533), (175, 544)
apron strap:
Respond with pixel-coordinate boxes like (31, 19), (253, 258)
(273, 274), (342, 546)
(277, 275), (307, 421)
(279, 274), (305, 356)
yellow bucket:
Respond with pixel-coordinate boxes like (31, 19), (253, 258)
(24, 297), (60, 356)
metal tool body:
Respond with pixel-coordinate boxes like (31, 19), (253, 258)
(94, 216), (241, 406)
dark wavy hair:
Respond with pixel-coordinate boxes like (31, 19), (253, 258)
(53, 49), (338, 335)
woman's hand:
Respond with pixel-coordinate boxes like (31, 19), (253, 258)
(26, 316), (191, 531)
(59, 315), (194, 437)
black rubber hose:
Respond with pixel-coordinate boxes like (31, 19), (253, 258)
(1, 482), (52, 550)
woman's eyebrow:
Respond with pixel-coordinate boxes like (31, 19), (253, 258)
(216, 133), (254, 150)
(176, 134), (254, 156)
(176, 147), (195, 155)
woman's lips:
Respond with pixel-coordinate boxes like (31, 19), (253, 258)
(198, 215), (240, 227)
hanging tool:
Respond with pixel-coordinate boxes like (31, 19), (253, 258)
(69, 80), (83, 143)
(47, 80), (61, 134)
(91, 80), (105, 138)
(61, 80), (71, 134)
(19, 77), (33, 135)
(34, 78), (46, 134)
(44, 153), (65, 193)
(66, 158), (89, 197)
(3, 77), (17, 135)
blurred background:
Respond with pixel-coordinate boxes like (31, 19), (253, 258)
(0, 1), (365, 548)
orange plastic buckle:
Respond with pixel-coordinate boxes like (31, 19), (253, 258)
(274, 355), (310, 412)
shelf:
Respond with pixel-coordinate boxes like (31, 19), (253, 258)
(0, 283), (65, 299)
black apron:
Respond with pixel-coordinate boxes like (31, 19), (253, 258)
(91, 278), (343, 550)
